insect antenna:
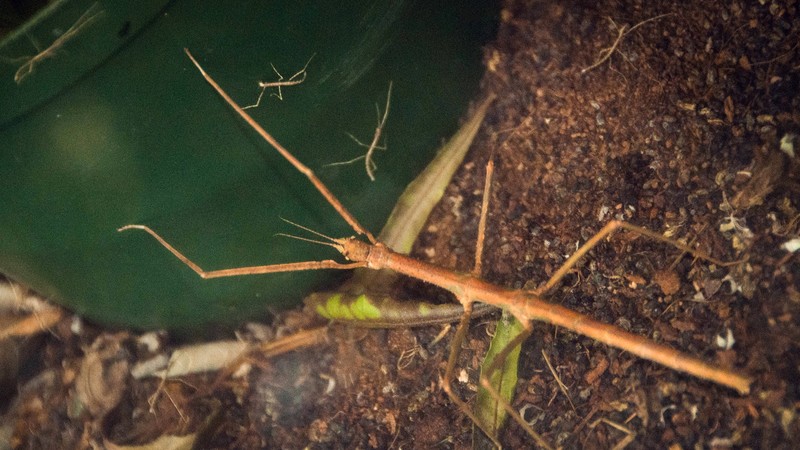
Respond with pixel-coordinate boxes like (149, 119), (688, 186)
(278, 217), (341, 243)
(274, 232), (342, 250)
(276, 217), (350, 254)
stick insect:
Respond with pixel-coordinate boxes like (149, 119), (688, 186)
(242, 53), (315, 110)
(325, 81), (393, 181)
(118, 49), (752, 447)
(10, 2), (104, 84)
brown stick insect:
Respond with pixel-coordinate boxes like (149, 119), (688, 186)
(118, 48), (752, 447)
(9, 2), (104, 84)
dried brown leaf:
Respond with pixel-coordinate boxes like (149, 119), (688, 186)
(653, 269), (680, 296)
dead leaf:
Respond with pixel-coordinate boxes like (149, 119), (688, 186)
(653, 269), (680, 295)
(625, 273), (646, 287)
(732, 147), (787, 209)
(104, 434), (197, 450)
(159, 341), (248, 379)
(702, 278), (723, 299)
(584, 355), (609, 385)
(738, 55), (751, 71)
(74, 334), (130, 417)
(670, 319), (696, 332)
(724, 95), (735, 123)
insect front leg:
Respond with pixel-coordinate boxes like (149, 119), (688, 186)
(118, 225), (365, 278)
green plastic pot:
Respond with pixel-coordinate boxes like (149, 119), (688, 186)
(0, 0), (495, 330)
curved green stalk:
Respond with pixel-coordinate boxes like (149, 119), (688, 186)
(476, 311), (525, 438)
(308, 292), (497, 328)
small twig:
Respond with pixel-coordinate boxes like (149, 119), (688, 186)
(430, 324), (451, 347)
(590, 417), (636, 450)
(146, 375), (192, 423)
(396, 339), (422, 370)
(626, 12), (674, 34)
(148, 359), (172, 414)
(581, 19), (628, 75)
(243, 53), (315, 110)
(325, 82), (393, 181)
(213, 326), (329, 386)
(541, 349), (576, 412)
(581, 13), (673, 74)
(12, 3), (104, 84)
(472, 158), (495, 278)
(750, 39), (800, 67)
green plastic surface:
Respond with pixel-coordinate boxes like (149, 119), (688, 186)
(0, 0), (496, 330)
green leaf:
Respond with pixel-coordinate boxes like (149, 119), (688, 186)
(0, 0), (497, 330)
(476, 310), (525, 437)
(378, 94), (495, 254)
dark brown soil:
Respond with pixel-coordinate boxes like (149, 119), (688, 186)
(4, 0), (799, 448)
